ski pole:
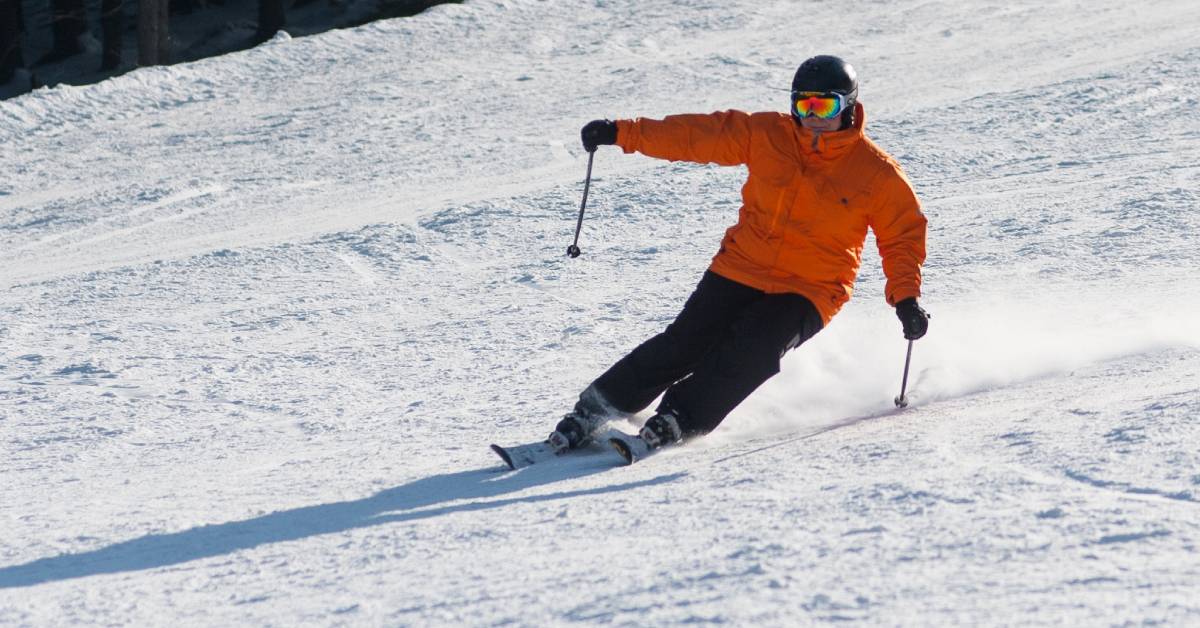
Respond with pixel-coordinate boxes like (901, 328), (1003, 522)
(566, 150), (595, 258)
(894, 340), (914, 408)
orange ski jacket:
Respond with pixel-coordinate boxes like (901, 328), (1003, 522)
(615, 103), (926, 325)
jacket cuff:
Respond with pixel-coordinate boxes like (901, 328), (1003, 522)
(887, 288), (920, 307)
(615, 119), (638, 154)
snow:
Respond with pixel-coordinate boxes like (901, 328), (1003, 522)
(2, 0), (1200, 624)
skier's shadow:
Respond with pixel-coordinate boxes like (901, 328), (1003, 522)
(0, 454), (682, 589)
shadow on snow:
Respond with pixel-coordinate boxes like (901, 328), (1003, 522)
(712, 406), (910, 464)
(0, 454), (685, 589)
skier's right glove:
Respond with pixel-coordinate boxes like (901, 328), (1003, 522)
(895, 297), (930, 340)
(581, 119), (618, 152)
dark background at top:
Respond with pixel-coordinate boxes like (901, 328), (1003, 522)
(1, 0), (460, 99)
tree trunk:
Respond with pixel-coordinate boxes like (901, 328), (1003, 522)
(256, 0), (286, 43)
(1, 0), (24, 84)
(49, 0), (88, 60)
(138, 0), (169, 66)
(100, 0), (123, 71)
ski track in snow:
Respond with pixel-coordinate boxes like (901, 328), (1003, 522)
(2, 0), (1200, 625)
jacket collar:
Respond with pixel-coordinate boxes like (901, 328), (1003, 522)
(791, 101), (865, 161)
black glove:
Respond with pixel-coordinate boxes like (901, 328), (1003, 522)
(581, 119), (617, 152)
(895, 297), (930, 340)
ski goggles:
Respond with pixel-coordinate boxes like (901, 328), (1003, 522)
(792, 91), (848, 119)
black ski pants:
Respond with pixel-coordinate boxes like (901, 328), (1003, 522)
(586, 270), (824, 436)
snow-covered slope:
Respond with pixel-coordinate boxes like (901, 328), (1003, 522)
(2, 0), (1199, 624)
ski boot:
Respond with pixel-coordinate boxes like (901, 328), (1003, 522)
(638, 411), (683, 450)
(547, 386), (619, 453)
(609, 410), (683, 464)
(547, 411), (602, 454)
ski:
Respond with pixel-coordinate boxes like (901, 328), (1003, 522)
(608, 432), (653, 465)
(490, 440), (566, 470)
(493, 426), (641, 469)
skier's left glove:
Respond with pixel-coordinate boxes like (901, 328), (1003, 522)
(895, 297), (930, 340)
(581, 119), (618, 152)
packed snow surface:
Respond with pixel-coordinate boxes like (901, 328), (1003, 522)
(2, 0), (1200, 625)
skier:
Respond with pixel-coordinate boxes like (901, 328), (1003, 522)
(552, 55), (930, 455)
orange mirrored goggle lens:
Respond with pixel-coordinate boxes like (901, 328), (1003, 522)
(793, 92), (846, 119)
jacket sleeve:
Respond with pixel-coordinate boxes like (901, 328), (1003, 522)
(870, 169), (927, 306)
(615, 110), (752, 166)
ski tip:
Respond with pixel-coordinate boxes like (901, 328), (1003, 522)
(608, 437), (635, 465)
(490, 444), (517, 470)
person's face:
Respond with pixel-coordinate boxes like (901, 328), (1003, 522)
(799, 115), (842, 133)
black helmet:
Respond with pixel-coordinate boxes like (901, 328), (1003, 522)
(791, 55), (858, 128)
